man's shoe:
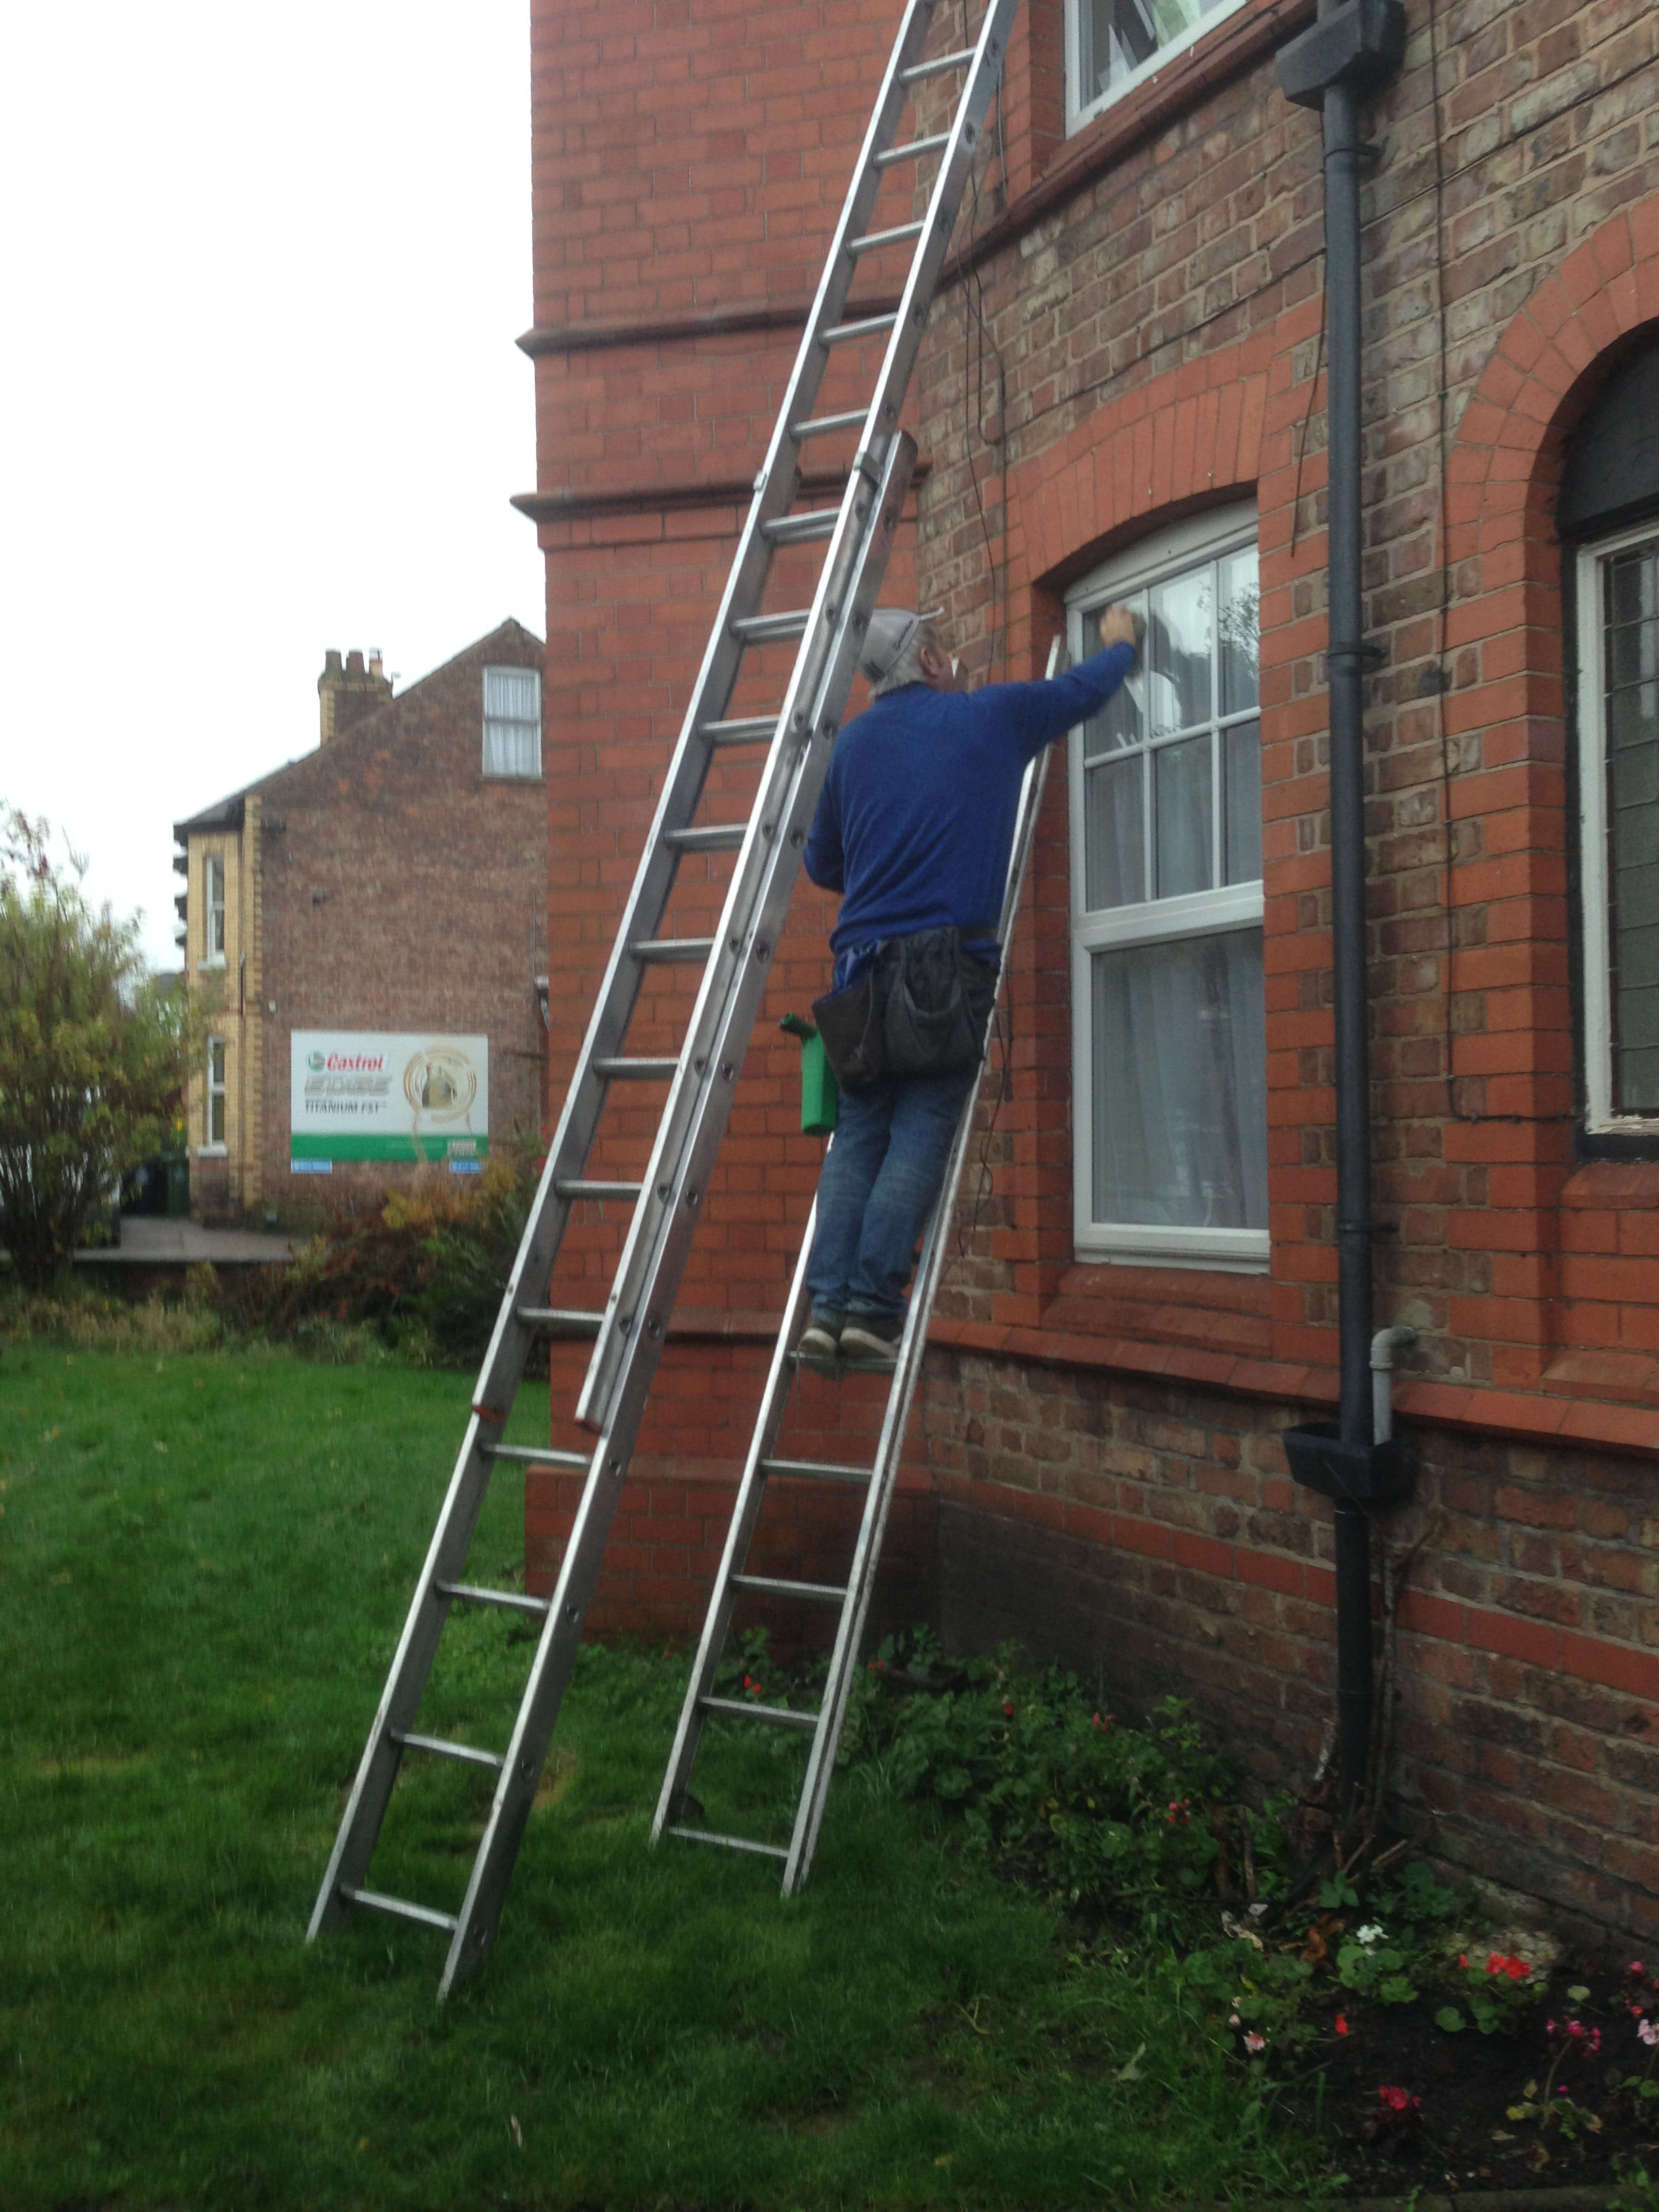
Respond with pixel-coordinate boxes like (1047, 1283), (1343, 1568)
(798, 1314), (844, 1363)
(839, 1313), (903, 1364)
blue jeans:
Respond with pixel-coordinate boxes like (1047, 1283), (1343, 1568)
(803, 1065), (976, 1324)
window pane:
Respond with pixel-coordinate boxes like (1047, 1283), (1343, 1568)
(1218, 548), (1259, 716)
(1080, 617), (1146, 758)
(1602, 539), (1659, 1117)
(1084, 756), (1145, 909)
(1147, 568), (1212, 736)
(484, 667), (540, 720)
(1225, 719), (1263, 884)
(1079, 0), (1229, 108)
(1090, 930), (1267, 1229)
(1155, 735), (1212, 897)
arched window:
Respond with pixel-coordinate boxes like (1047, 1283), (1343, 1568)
(1563, 344), (1659, 1141)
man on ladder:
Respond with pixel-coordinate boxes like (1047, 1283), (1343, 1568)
(798, 602), (1143, 1367)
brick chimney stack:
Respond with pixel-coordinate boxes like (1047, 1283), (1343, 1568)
(318, 647), (394, 745)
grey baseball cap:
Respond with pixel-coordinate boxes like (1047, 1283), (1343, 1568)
(859, 606), (945, 685)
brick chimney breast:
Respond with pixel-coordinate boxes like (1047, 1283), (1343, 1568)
(317, 645), (394, 746)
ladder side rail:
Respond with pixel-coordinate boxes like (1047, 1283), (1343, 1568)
(437, 441), (918, 1992)
(784, 743), (1054, 1893)
(308, 1408), (518, 1936)
(842, 0), (1018, 472)
(649, 1207), (821, 1843)
(575, 434), (916, 1427)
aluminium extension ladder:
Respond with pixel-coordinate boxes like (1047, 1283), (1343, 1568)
(309, 0), (1020, 1996)
(653, 659), (1059, 1889)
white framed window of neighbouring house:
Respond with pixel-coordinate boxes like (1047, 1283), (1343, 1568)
(1576, 520), (1659, 1133)
(1066, 0), (1248, 135)
(483, 665), (542, 779)
(1066, 500), (1267, 1268)
(203, 853), (226, 964)
(204, 1036), (227, 1152)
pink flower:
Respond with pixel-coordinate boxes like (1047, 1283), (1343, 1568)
(1244, 2031), (1266, 2053)
(1335, 2015), (1349, 2036)
(1377, 2085), (1419, 2114)
(1630, 1961), (1646, 1976)
(1639, 2019), (1659, 2048)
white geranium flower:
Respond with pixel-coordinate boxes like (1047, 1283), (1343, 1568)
(1355, 1923), (1386, 1946)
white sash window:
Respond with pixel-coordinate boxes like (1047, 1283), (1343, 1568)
(1067, 502), (1268, 1267)
(483, 665), (542, 779)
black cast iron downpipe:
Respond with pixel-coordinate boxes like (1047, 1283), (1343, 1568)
(1324, 73), (1376, 1823)
(1275, 0), (1407, 1821)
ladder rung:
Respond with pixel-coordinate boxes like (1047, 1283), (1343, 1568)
(761, 510), (838, 546)
(483, 1441), (591, 1469)
(846, 220), (925, 258)
(340, 1885), (459, 1935)
(699, 1694), (818, 1732)
(874, 131), (949, 167)
(760, 1455), (876, 1485)
(554, 1180), (642, 1202)
(790, 409), (865, 441)
(593, 1056), (679, 1080)
(631, 936), (715, 964)
(664, 823), (747, 853)
(731, 611), (810, 644)
(393, 1731), (506, 1773)
(731, 1573), (848, 1603)
(665, 1826), (790, 1862)
(819, 312), (898, 347)
(434, 1579), (554, 1619)
(899, 44), (975, 81)
(699, 714), (780, 746)
(515, 1307), (604, 1336)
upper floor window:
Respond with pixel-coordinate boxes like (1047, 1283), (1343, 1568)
(1067, 501), (1267, 1267)
(204, 853), (226, 963)
(1067, 0), (1246, 134)
(483, 665), (542, 779)
(1576, 523), (1659, 1134)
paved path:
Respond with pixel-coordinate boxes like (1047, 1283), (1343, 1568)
(77, 1217), (300, 1267)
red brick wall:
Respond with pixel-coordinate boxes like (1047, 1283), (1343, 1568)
(256, 623), (548, 1220)
(525, 0), (1659, 1942)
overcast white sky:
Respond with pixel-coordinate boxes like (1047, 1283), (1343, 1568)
(0, 2), (543, 970)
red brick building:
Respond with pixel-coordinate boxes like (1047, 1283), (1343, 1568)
(173, 623), (548, 1223)
(523, 0), (1659, 1942)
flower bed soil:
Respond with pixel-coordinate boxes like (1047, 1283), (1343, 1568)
(1280, 1959), (1659, 2193)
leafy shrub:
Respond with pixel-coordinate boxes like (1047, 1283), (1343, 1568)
(841, 1637), (1240, 1939)
(234, 1141), (543, 1368)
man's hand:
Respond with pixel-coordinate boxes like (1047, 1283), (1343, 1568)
(1097, 603), (1141, 655)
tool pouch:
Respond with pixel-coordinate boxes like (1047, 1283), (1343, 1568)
(880, 926), (997, 1079)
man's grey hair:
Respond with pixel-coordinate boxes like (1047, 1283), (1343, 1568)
(869, 617), (942, 698)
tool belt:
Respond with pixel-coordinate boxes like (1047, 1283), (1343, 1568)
(811, 925), (998, 1093)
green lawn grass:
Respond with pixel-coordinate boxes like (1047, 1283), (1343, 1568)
(0, 1347), (1328, 2209)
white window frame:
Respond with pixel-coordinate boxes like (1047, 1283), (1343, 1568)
(1067, 499), (1268, 1269)
(1065, 0), (1250, 137)
(482, 665), (542, 779)
(202, 853), (226, 967)
(1576, 518), (1659, 1135)
(202, 1035), (228, 1155)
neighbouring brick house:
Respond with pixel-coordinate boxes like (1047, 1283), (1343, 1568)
(173, 623), (548, 1223)
(523, 0), (1659, 1943)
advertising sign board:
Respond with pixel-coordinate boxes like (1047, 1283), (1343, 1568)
(289, 1031), (489, 1166)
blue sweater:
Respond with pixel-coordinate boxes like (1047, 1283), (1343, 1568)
(802, 642), (1136, 977)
